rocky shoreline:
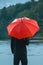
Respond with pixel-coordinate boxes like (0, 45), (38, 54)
(0, 39), (43, 43)
(30, 40), (43, 43)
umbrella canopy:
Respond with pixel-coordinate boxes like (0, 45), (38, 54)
(7, 17), (40, 39)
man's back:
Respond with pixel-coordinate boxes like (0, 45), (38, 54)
(11, 37), (29, 54)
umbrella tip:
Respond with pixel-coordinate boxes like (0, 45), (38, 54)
(21, 18), (23, 22)
(23, 17), (30, 20)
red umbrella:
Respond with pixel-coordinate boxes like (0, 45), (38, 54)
(7, 17), (40, 39)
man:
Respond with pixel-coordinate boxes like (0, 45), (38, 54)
(11, 37), (29, 65)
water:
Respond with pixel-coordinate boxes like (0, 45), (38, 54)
(0, 40), (43, 65)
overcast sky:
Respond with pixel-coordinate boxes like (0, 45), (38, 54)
(0, 0), (38, 9)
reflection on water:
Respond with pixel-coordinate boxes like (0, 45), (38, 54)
(0, 40), (43, 65)
(27, 43), (43, 56)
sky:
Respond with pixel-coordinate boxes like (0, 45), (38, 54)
(0, 0), (38, 9)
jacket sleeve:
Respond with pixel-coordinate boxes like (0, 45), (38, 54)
(11, 37), (15, 54)
(24, 38), (29, 45)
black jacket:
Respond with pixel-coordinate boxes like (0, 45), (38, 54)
(11, 37), (29, 54)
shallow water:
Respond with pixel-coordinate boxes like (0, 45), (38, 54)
(0, 40), (43, 65)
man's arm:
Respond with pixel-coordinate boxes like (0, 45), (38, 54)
(24, 38), (29, 45)
(11, 37), (15, 54)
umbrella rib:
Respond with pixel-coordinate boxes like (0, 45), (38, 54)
(23, 23), (33, 36)
(23, 19), (39, 28)
(10, 22), (20, 34)
(23, 22), (39, 37)
(24, 20), (39, 29)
